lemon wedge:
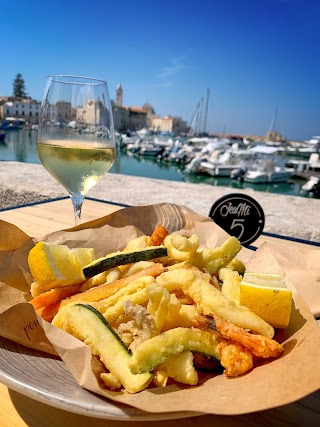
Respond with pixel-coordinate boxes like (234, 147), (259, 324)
(28, 242), (95, 291)
(240, 273), (292, 329)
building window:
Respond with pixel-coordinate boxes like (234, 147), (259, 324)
(16, 110), (18, 115)
(30, 112), (32, 116)
(22, 111), (25, 115)
(6, 109), (9, 114)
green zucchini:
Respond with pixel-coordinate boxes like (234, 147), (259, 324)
(82, 246), (168, 279)
(129, 327), (221, 374)
(52, 303), (153, 394)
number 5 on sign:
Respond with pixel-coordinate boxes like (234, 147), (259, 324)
(230, 219), (245, 240)
(209, 193), (265, 247)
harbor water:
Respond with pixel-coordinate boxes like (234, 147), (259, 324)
(0, 129), (315, 199)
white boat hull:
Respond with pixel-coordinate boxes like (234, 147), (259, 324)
(244, 170), (293, 184)
(199, 161), (241, 177)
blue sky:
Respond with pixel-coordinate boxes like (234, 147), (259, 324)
(0, 0), (319, 140)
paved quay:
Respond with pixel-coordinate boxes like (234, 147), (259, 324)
(1, 161), (319, 243)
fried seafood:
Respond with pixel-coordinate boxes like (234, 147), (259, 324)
(219, 267), (241, 305)
(156, 269), (275, 338)
(218, 340), (254, 377)
(163, 234), (242, 275)
(164, 234), (200, 262)
(157, 351), (199, 385)
(195, 236), (242, 274)
(117, 301), (157, 351)
(34, 226), (288, 394)
(227, 258), (246, 275)
(213, 315), (284, 359)
(100, 283), (171, 326)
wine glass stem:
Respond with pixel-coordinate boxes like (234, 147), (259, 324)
(70, 194), (84, 226)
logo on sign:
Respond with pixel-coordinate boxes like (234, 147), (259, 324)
(220, 202), (251, 217)
(209, 193), (265, 246)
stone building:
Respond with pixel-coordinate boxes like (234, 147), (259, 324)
(112, 83), (147, 131)
(142, 102), (188, 134)
(142, 102), (158, 128)
(112, 103), (147, 132)
(0, 99), (41, 123)
(76, 99), (108, 126)
(151, 115), (188, 134)
(111, 84), (186, 133)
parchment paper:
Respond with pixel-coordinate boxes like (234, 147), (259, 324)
(0, 203), (320, 415)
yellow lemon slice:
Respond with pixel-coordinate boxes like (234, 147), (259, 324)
(28, 242), (95, 291)
(240, 273), (292, 329)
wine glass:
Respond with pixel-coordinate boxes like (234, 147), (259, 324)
(38, 75), (115, 225)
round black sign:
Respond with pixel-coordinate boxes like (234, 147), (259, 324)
(209, 193), (265, 246)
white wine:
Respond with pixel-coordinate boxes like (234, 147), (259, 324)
(38, 140), (115, 195)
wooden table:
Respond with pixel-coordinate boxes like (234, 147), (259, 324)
(0, 198), (319, 426)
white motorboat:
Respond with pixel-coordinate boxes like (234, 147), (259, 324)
(307, 153), (320, 171)
(301, 176), (320, 192)
(304, 136), (320, 146)
(232, 145), (294, 183)
(139, 144), (164, 157)
(243, 159), (293, 184)
(136, 128), (149, 137)
(286, 145), (318, 158)
(167, 145), (197, 164)
(199, 159), (238, 177)
(243, 168), (293, 184)
(195, 149), (258, 177)
(126, 139), (142, 153)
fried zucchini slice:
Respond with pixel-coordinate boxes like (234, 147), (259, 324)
(82, 246), (168, 279)
(129, 327), (221, 374)
(52, 303), (153, 394)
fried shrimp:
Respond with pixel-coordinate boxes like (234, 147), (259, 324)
(218, 340), (254, 377)
(214, 315), (284, 359)
(156, 269), (275, 338)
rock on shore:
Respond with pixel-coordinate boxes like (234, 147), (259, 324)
(1, 161), (319, 242)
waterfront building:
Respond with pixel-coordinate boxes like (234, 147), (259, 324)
(112, 83), (147, 131)
(112, 103), (147, 131)
(0, 99), (40, 124)
(77, 99), (108, 126)
(56, 101), (74, 122)
(111, 84), (188, 133)
(151, 115), (188, 134)
(142, 102), (158, 128)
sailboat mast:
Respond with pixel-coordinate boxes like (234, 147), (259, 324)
(188, 101), (200, 136)
(198, 97), (204, 134)
(203, 88), (210, 134)
(269, 107), (278, 132)
(194, 102), (201, 135)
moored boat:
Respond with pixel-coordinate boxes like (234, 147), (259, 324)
(139, 144), (164, 157)
(243, 168), (293, 184)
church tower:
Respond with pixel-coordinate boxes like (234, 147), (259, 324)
(116, 83), (123, 107)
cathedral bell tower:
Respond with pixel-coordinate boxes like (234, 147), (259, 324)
(116, 83), (123, 107)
